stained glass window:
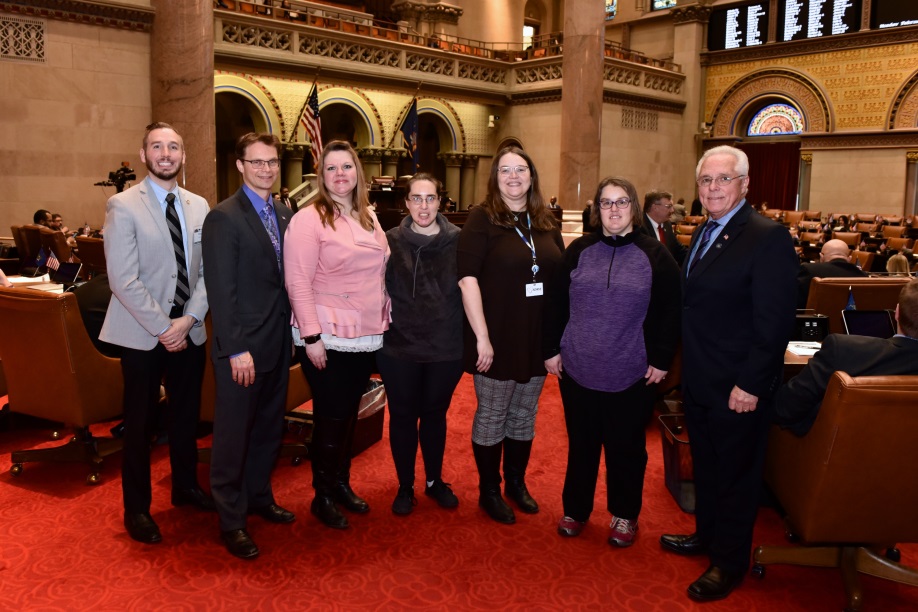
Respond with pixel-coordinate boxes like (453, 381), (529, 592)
(605, 0), (617, 20)
(747, 103), (805, 136)
(651, 0), (677, 10)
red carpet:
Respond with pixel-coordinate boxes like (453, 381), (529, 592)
(0, 375), (916, 610)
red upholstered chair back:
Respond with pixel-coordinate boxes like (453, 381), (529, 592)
(804, 276), (910, 334)
(764, 372), (918, 544)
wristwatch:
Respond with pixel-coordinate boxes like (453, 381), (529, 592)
(304, 333), (322, 345)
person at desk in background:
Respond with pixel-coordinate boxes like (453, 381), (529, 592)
(796, 239), (867, 308)
(278, 186), (297, 212)
(776, 280), (918, 435)
(639, 190), (687, 266)
(887, 252), (912, 277)
(33, 209), (52, 227)
(660, 145), (797, 603)
(203, 132), (295, 560)
(544, 177), (681, 546)
(377, 173), (464, 516)
(100, 122), (213, 546)
(458, 146), (564, 525)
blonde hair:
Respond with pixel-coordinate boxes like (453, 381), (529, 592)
(887, 253), (912, 277)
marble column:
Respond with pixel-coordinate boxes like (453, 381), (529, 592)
(283, 144), (307, 189)
(460, 155), (479, 210)
(798, 153), (813, 212)
(439, 153), (463, 206)
(906, 152), (918, 217)
(150, 1), (216, 206)
(382, 150), (402, 177)
(559, 0), (604, 211)
(357, 147), (384, 180)
(671, 4), (714, 205)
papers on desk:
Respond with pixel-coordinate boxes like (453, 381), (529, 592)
(787, 341), (821, 356)
(7, 274), (50, 286)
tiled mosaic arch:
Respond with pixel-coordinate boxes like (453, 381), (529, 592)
(710, 69), (831, 138)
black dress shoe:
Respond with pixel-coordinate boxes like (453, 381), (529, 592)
(479, 490), (516, 524)
(505, 480), (539, 514)
(249, 503), (295, 524)
(124, 512), (162, 544)
(311, 495), (349, 529)
(333, 483), (370, 513)
(221, 529), (259, 560)
(171, 487), (217, 512)
(687, 565), (743, 602)
(660, 533), (707, 556)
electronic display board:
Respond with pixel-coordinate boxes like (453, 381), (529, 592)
(779, 0), (861, 42)
(708, 2), (769, 51)
(871, 0), (918, 29)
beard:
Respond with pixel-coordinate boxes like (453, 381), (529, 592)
(145, 156), (182, 182)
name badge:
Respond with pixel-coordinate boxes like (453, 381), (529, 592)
(193, 228), (203, 243)
(525, 282), (544, 297)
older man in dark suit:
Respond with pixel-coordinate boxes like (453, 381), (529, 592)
(101, 122), (212, 545)
(660, 146), (798, 601)
(777, 280), (918, 435)
(640, 190), (687, 265)
(203, 133), (295, 559)
(796, 238), (867, 308)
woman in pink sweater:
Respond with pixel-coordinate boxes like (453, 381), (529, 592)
(284, 140), (390, 529)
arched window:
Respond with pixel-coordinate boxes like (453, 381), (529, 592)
(747, 103), (804, 136)
(605, 0), (617, 20)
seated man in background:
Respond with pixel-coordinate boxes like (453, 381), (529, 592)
(33, 209), (52, 227)
(796, 238), (867, 308)
(776, 280), (918, 435)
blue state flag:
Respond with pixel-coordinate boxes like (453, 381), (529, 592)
(399, 98), (419, 173)
(845, 286), (856, 311)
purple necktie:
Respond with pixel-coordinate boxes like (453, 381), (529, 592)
(688, 220), (719, 274)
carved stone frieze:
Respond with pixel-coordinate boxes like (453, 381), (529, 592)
(800, 131), (918, 149)
(392, 1), (463, 25)
(670, 4), (713, 25)
(437, 153), (464, 166)
(0, 0), (154, 31)
(357, 147), (384, 163)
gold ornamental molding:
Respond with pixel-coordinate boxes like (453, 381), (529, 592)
(710, 68), (831, 137)
(702, 25), (918, 66)
(888, 69), (918, 130)
(0, 0), (154, 31)
(800, 130), (918, 150)
(800, 153), (813, 164)
(907, 151), (918, 164)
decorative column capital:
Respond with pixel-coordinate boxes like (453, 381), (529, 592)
(462, 155), (479, 168)
(438, 152), (464, 166)
(284, 144), (307, 158)
(800, 153), (813, 164)
(357, 147), (384, 163)
(907, 151), (918, 164)
(671, 4), (713, 25)
(382, 148), (407, 161)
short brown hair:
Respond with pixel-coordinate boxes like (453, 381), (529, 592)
(143, 122), (179, 148)
(405, 172), (442, 196)
(590, 177), (641, 230)
(235, 132), (282, 160)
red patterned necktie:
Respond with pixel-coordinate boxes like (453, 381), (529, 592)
(657, 224), (666, 242)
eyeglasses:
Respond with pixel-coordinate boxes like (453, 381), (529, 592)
(498, 166), (530, 176)
(408, 194), (438, 205)
(598, 198), (632, 209)
(655, 202), (674, 210)
(242, 159), (280, 169)
(697, 175), (745, 188)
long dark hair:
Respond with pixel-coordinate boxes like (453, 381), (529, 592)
(479, 146), (557, 231)
(314, 140), (373, 231)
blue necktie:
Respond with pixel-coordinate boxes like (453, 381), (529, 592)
(688, 220), (719, 274)
(261, 202), (281, 270)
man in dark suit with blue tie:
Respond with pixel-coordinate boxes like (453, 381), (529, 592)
(660, 146), (798, 601)
(203, 133), (294, 559)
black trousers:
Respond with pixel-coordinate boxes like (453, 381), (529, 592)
(297, 347), (376, 420)
(559, 374), (654, 523)
(684, 389), (773, 575)
(209, 347), (290, 532)
(376, 353), (463, 487)
(120, 340), (205, 513)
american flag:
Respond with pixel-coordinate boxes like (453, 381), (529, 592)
(300, 83), (323, 168)
(399, 98), (419, 174)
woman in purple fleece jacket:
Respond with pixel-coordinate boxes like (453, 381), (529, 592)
(543, 176), (681, 547)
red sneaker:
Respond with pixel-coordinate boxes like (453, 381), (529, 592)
(608, 516), (638, 547)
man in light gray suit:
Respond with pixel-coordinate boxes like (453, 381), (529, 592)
(100, 122), (211, 545)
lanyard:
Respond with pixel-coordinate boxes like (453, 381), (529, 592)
(514, 212), (540, 281)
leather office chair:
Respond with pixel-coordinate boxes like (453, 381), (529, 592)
(783, 210), (804, 226)
(75, 236), (107, 276)
(855, 222), (877, 234)
(39, 227), (79, 266)
(833, 231), (861, 248)
(799, 221), (822, 232)
(851, 249), (874, 272)
(804, 276), (910, 335)
(11, 225), (39, 275)
(197, 315), (313, 463)
(675, 224), (696, 235)
(803, 210), (822, 220)
(882, 215), (903, 226)
(855, 213), (878, 223)
(885, 237), (913, 252)
(882, 225), (907, 238)
(19, 225), (44, 263)
(0, 287), (122, 484)
(752, 372), (918, 611)
(683, 215), (706, 225)
(676, 234), (692, 246)
(799, 231), (822, 243)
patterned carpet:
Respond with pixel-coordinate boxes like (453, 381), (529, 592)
(0, 375), (916, 610)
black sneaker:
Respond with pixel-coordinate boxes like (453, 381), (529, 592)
(392, 485), (417, 516)
(424, 480), (459, 509)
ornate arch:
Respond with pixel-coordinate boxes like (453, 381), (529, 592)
(214, 73), (283, 136)
(710, 68), (832, 138)
(887, 68), (918, 130)
(304, 86), (382, 147)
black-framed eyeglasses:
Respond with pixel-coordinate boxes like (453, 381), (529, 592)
(242, 159), (280, 169)
(598, 198), (632, 209)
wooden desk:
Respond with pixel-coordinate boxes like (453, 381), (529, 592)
(784, 348), (811, 380)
